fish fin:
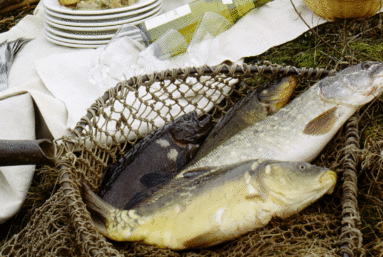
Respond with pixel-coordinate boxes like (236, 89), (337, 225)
(140, 172), (173, 188)
(138, 167), (214, 206)
(182, 229), (220, 249)
(182, 167), (214, 179)
(81, 181), (116, 234)
(245, 191), (268, 202)
(245, 193), (267, 201)
(125, 186), (160, 209)
(303, 107), (338, 136)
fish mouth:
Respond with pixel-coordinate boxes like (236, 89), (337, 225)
(319, 170), (337, 194)
(370, 62), (383, 78)
(370, 64), (383, 98)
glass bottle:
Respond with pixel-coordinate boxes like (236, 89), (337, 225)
(137, 0), (272, 44)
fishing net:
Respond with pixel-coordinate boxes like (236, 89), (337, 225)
(0, 63), (364, 256)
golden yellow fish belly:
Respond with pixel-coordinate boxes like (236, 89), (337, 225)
(128, 177), (268, 250)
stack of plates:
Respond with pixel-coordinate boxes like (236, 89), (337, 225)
(43, 0), (162, 48)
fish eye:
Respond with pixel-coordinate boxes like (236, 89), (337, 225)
(361, 62), (371, 70)
(299, 165), (306, 170)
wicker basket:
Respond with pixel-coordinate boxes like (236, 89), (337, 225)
(0, 63), (363, 256)
(303, 0), (382, 20)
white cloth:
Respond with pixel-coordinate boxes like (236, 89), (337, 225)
(34, 0), (330, 133)
(0, 0), (330, 140)
(0, 93), (35, 222)
(0, 0), (381, 223)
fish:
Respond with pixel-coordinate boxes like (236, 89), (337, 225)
(100, 76), (296, 210)
(98, 111), (212, 210)
(188, 75), (297, 167)
(178, 62), (383, 177)
(82, 159), (337, 250)
(0, 38), (32, 92)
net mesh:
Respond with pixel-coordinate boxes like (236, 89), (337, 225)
(0, 63), (363, 256)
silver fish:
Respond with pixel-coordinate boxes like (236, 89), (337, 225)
(82, 159), (336, 250)
(178, 62), (383, 176)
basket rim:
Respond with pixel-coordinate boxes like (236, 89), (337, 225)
(58, 62), (337, 256)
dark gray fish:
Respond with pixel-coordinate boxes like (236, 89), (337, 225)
(0, 38), (32, 91)
(98, 111), (212, 210)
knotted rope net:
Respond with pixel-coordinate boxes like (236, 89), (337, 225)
(0, 63), (363, 256)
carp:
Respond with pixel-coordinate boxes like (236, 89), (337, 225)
(83, 159), (337, 250)
(100, 76), (297, 209)
(179, 62), (383, 176)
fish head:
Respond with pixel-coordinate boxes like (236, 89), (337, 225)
(170, 112), (212, 144)
(319, 62), (383, 107)
(257, 161), (337, 217)
(258, 75), (297, 114)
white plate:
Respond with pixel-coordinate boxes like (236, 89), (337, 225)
(44, 0), (161, 20)
(44, 30), (144, 48)
(45, 21), (118, 37)
(45, 22), (138, 39)
(45, 23), (143, 40)
(44, 29), (143, 44)
(45, 29), (110, 44)
(45, 9), (160, 31)
(44, 3), (162, 27)
(45, 33), (103, 48)
(43, 0), (157, 15)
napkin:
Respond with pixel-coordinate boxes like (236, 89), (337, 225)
(0, 93), (35, 224)
(0, 3), (82, 224)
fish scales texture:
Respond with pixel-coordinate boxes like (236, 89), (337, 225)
(186, 86), (338, 167)
(98, 111), (212, 210)
(186, 76), (297, 169)
(99, 75), (296, 209)
(82, 159), (337, 249)
(179, 62), (383, 176)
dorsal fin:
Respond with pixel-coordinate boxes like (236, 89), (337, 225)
(134, 167), (215, 208)
(303, 107), (339, 136)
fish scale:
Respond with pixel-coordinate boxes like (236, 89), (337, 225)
(183, 76), (297, 169)
(178, 62), (383, 177)
(82, 159), (337, 249)
(82, 62), (383, 250)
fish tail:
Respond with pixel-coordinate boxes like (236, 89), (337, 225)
(81, 182), (141, 241)
(259, 75), (297, 115)
(81, 181), (116, 235)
